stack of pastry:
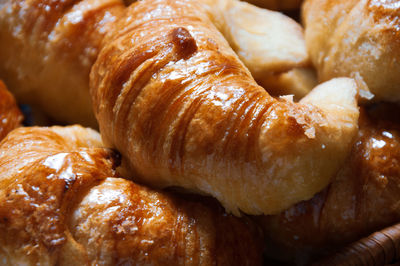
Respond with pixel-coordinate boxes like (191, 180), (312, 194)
(0, 0), (399, 264)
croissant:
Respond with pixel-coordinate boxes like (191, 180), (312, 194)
(0, 80), (23, 140)
(0, 0), (316, 126)
(303, 0), (400, 102)
(90, 0), (359, 215)
(0, 0), (359, 215)
(0, 125), (262, 265)
(0, 0), (125, 127)
(257, 103), (400, 263)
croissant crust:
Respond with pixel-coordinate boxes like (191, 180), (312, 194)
(0, 125), (262, 265)
(0, 80), (23, 140)
(91, 0), (359, 215)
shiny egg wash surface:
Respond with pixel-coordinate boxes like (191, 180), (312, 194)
(0, 126), (262, 265)
(0, 81), (23, 141)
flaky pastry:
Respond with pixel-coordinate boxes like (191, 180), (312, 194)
(257, 104), (400, 263)
(0, 125), (262, 265)
(91, 0), (359, 215)
(0, 0), (124, 127)
(0, 0), (360, 215)
(200, 0), (315, 98)
(0, 0), (315, 126)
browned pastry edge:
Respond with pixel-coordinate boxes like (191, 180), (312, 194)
(0, 0), (125, 127)
(0, 80), (23, 140)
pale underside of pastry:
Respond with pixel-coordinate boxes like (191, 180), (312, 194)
(244, 0), (303, 10)
(303, 0), (400, 102)
(200, 0), (316, 98)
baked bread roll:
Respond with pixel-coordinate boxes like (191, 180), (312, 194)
(303, 0), (400, 102)
(0, 80), (23, 140)
(91, 0), (359, 215)
(201, 0), (308, 74)
(0, 125), (262, 265)
(0, 0), (124, 127)
(200, 0), (315, 98)
(257, 104), (400, 263)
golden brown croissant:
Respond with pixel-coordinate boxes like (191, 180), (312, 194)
(0, 80), (23, 140)
(91, 0), (359, 215)
(0, 125), (262, 265)
(303, 0), (400, 102)
(0, 0), (124, 127)
(0, 0), (313, 123)
(257, 104), (400, 263)
(0, 0), (358, 215)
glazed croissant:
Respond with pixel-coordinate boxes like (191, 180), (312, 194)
(0, 0), (124, 127)
(0, 0), (313, 126)
(0, 125), (262, 265)
(303, 0), (400, 102)
(257, 104), (400, 263)
(0, 0), (359, 215)
(0, 80), (23, 140)
(91, 0), (359, 215)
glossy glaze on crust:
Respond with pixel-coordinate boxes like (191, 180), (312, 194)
(0, 0), (311, 126)
(303, 0), (400, 102)
(0, 0), (358, 215)
(0, 125), (262, 265)
(0, 80), (23, 140)
(258, 104), (400, 263)
(0, 0), (125, 126)
(91, 0), (359, 215)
